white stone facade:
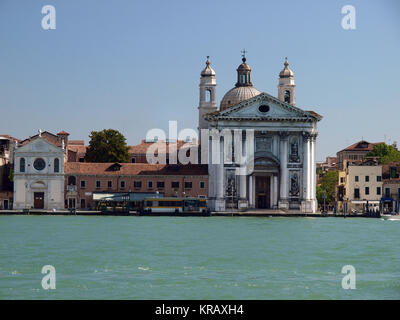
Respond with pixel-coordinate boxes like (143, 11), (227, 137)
(13, 137), (65, 210)
(200, 57), (321, 213)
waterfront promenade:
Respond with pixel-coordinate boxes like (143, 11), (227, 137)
(0, 209), (380, 218)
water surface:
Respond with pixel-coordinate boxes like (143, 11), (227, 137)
(0, 215), (399, 299)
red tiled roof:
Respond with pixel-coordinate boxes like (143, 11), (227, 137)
(338, 140), (383, 153)
(129, 140), (196, 154)
(67, 145), (87, 154)
(57, 131), (70, 135)
(0, 134), (20, 142)
(65, 162), (208, 176)
(19, 131), (61, 147)
(69, 140), (85, 145)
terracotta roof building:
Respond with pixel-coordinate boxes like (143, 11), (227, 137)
(336, 140), (383, 170)
(64, 162), (208, 209)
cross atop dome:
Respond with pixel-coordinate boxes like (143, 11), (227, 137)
(241, 49), (247, 62)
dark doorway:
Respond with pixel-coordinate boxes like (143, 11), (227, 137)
(68, 198), (76, 209)
(4, 200), (9, 210)
(34, 192), (44, 209)
(256, 176), (271, 209)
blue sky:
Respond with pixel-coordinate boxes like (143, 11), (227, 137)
(0, 0), (399, 160)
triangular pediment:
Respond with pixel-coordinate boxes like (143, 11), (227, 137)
(205, 92), (321, 122)
(16, 136), (63, 154)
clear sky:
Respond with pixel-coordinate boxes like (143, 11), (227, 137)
(0, 0), (399, 161)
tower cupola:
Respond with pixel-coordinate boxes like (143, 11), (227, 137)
(278, 57), (296, 105)
(198, 56), (217, 132)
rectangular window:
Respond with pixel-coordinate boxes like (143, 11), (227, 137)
(354, 188), (360, 199)
(80, 199), (86, 208)
(340, 177), (344, 183)
(377, 176), (382, 182)
(171, 181), (179, 188)
(365, 187), (369, 195)
(377, 187), (381, 195)
(120, 181), (125, 189)
(148, 181), (153, 189)
(355, 176), (359, 182)
(365, 176), (369, 182)
(108, 181), (112, 188)
(80, 180), (86, 188)
(184, 181), (192, 189)
(200, 181), (205, 189)
(157, 181), (165, 188)
(131, 158), (136, 163)
(134, 181), (142, 188)
(385, 188), (390, 198)
(96, 181), (101, 188)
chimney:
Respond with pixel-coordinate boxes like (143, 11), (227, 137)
(57, 130), (69, 148)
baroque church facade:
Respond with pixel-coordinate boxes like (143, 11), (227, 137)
(198, 55), (321, 213)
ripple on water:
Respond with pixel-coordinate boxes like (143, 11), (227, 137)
(0, 216), (399, 299)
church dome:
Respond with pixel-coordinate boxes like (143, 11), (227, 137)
(279, 57), (294, 78)
(201, 56), (216, 77)
(220, 86), (261, 111)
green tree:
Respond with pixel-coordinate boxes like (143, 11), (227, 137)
(85, 129), (130, 163)
(8, 168), (14, 182)
(316, 170), (338, 207)
(366, 143), (400, 164)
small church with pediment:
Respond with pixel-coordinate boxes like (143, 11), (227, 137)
(198, 54), (322, 212)
(13, 131), (66, 210)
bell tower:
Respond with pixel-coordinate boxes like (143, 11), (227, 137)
(198, 56), (217, 133)
(278, 57), (296, 105)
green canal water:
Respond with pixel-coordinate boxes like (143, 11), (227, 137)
(0, 215), (399, 299)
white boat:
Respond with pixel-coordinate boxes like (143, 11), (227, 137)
(381, 214), (400, 220)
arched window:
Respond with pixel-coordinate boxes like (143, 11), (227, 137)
(68, 176), (76, 186)
(20, 158), (25, 173)
(284, 90), (291, 103)
(205, 89), (211, 102)
(54, 158), (60, 173)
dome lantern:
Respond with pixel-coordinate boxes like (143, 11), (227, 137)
(220, 51), (261, 111)
(235, 50), (253, 87)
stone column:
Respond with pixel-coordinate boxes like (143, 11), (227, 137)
(273, 174), (278, 208)
(303, 133), (311, 200)
(310, 133), (318, 213)
(249, 175), (254, 207)
(301, 132), (312, 212)
(238, 173), (248, 211)
(215, 136), (225, 211)
(278, 131), (289, 209)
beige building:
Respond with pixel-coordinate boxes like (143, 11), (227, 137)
(337, 159), (382, 213)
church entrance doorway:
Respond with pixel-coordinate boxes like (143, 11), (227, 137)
(34, 192), (44, 209)
(68, 198), (76, 209)
(255, 176), (270, 209)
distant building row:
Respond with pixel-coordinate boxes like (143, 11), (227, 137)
(336, 159), (400, 213)
(0, 131), (207, 210)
